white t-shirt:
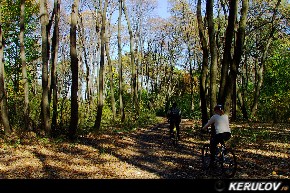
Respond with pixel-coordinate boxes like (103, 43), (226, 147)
(203, 114), (231, 134)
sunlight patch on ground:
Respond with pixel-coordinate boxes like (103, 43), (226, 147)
(101, 161), (159, 179)
(36, 146), (58, 156)
(1, 157), (41, 171)
(239, 148), (289, 158)
(161, 160), (178, 167)
(47, 159), (98, 173)
(74, 144), (101, 152)
(98, 152), (119, 161)
(266, 141), (290, 149)
(116, 147), (141, 157)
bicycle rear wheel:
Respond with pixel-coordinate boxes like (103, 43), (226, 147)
(221, 148), (237, 178)
(201, 144), (211, 170)
(172, 127), (178, 146)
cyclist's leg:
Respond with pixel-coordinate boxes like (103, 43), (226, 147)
(175, 121), (180, 139)
(169, 120), (174, 138)
(209, 135), (220, 168)
(222, 132), (231, 142)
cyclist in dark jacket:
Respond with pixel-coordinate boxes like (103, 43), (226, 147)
(167, 102), (181, 139)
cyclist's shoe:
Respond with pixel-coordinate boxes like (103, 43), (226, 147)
(209, 161), (217, 170)
(223, 149), (228, 155)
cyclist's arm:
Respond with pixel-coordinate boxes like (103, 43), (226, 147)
(166, 110), (171, 118)
(201, 116), (215, 131)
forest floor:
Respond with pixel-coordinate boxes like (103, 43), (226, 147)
(0, 117), (289, 181)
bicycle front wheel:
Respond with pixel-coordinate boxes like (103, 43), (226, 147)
(221, 148), (237, 178)
(201, 144), (211, 170)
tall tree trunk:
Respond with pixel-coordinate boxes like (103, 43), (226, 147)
(105, 29), (116, 121)
(220, 0), (238, 115)
(237, 87), (248, 120)
(239, 53), (249, 120)
(123, 0), (139, 117)
(189, 52), (194, 111)
(20, 0), (30, 130)
(197, 0), (209, 126)
(51, 0), (60, 137)
(138, 25), (144, 107)
(225, 0), (248, 120)
(94, 0), (108, 130)
(206, 0), (218, 116)
(79, 13), (90, 102)
(69, 0), (79, 140)
(118, 0), (125, 122)
(0, 5), (12, 135)
(40, 0), (51, 134)
(251, 38), (271, 117)
(218, 0), (238, 107)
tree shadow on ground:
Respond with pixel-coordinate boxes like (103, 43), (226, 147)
(77, 119), (289, 179)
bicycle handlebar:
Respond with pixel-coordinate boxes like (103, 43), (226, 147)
(200, 127), (211, 134)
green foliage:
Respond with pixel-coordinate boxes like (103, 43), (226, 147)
(231, 123), (290, 147)
(1, 0), (40, 133)
(110, 110), (160, 133)
(156, 93), (201, 119)
(78, 99), (98, 132)
(2, 0), (40, 75)
(177, 93), (201, 119)
(258, 42), (290, 122)
(2, 0), (289, 141)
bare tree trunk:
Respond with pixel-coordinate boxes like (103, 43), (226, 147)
(123, 0), (139, 117)
(197, 0), (209, 126)
(20, 0), (30, 130)
(40, 0), (51, 134)
(105, 27), (116, 120)
(237, 87), (248, 120)
(79, 13), (90, 101)
(138, 28), (144, 107)
(189, 49), (194, 111)
(51, 0), (60, 137)
(69, 0), (79, 140)
(206, 0), (218, 116)
(221, 0), (238, 115)
(218, 0), (238, 107)
(225, 0), (248, 120)
(238, 35), (249, 120)
(94, 0), (108, 130)
(118, 0), (125, 122)
(0, 6), (12, 135)
(251, 40), (270, 117)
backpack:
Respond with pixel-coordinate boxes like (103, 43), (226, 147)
(170, 107), (180, 120)
(171, 107), (180, 115)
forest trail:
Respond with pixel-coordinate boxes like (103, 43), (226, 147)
(0, 118), (289, 179)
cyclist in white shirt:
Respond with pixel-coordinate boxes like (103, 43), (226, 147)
(201, 104), (231, 169)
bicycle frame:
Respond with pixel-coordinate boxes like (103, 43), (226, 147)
(201, 127), (237, 178)
(172, 126), (178, 146)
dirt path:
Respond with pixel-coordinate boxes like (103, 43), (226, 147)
(76, 118), (290, 179)
(0, 119), (289, 179)
(76, 118), (205, 179)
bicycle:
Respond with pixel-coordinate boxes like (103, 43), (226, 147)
(201, 128), (237, 178)
(167, 118), (179, 147)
